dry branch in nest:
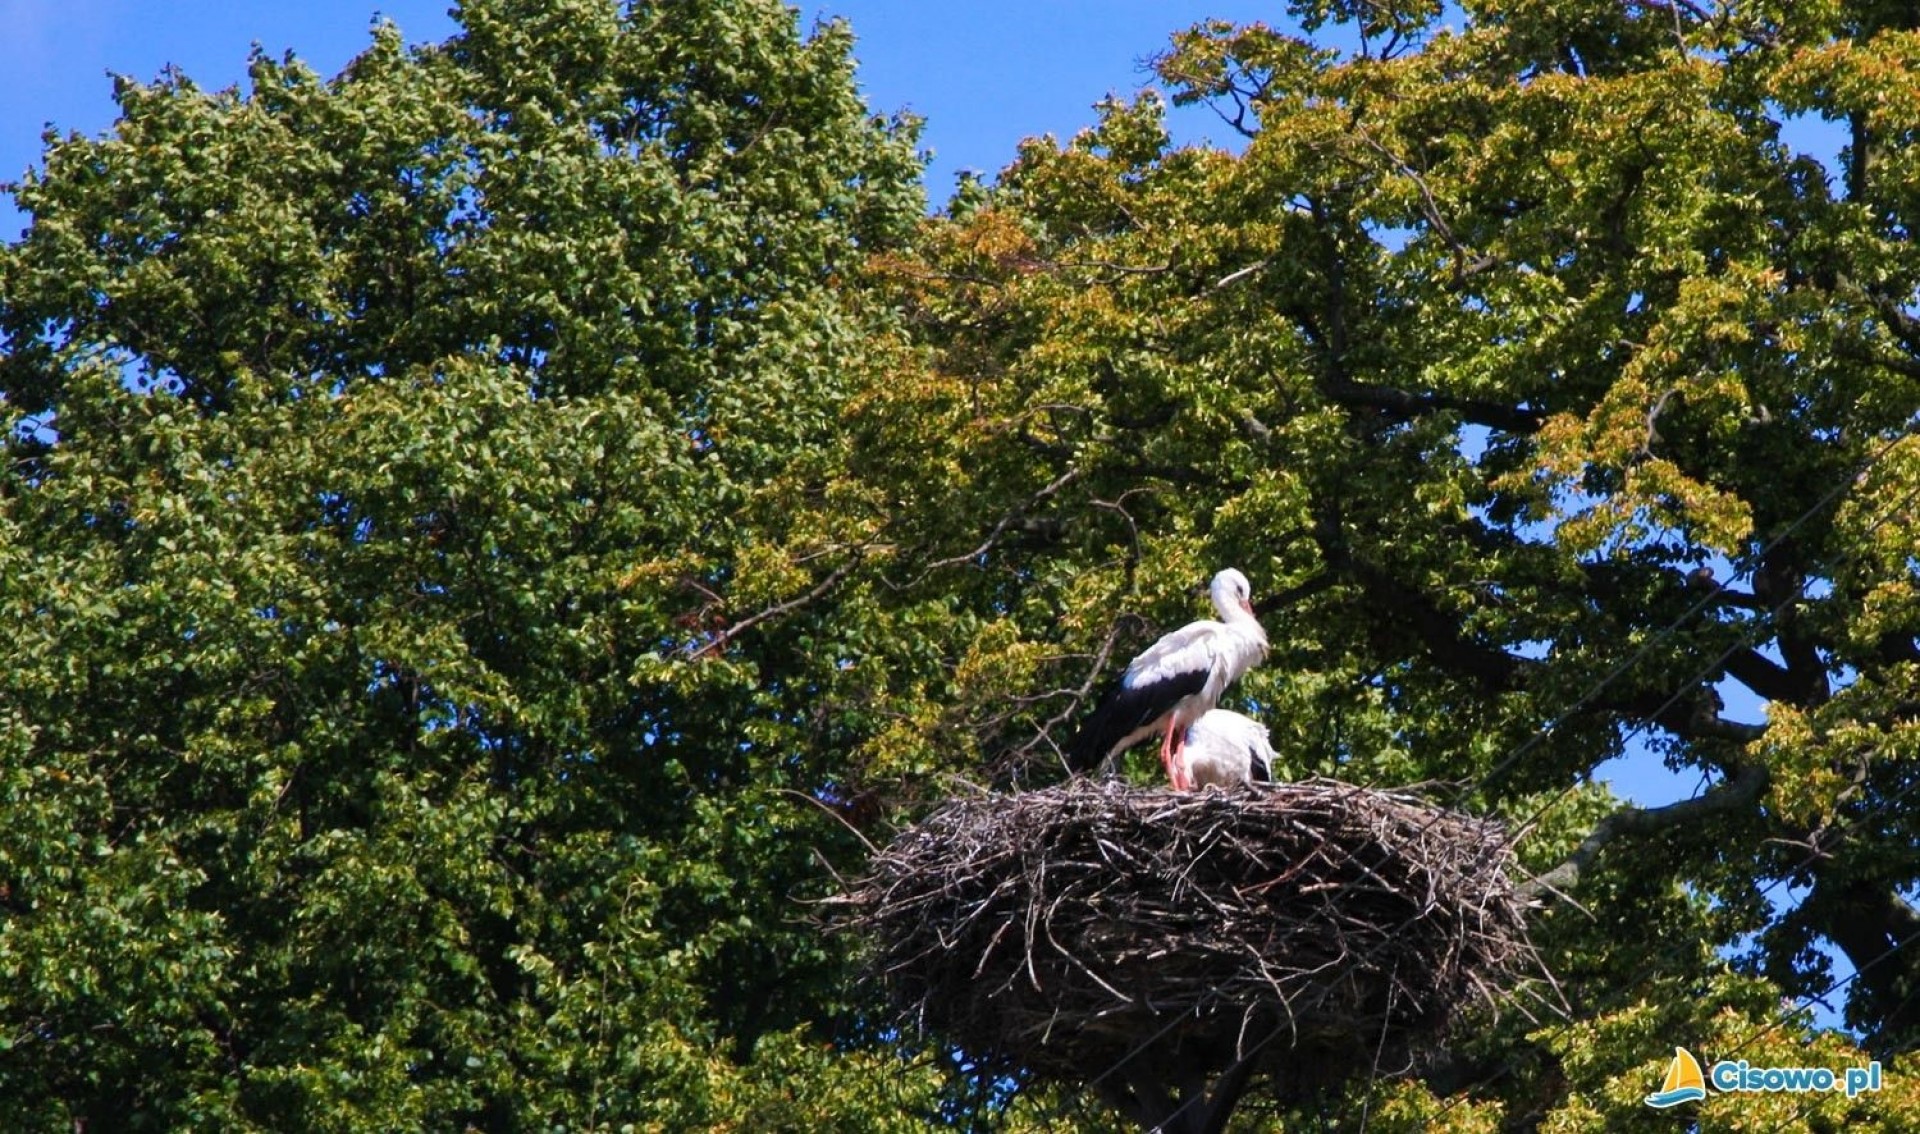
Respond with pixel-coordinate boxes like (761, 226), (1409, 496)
(836, 779), (1544, 1129)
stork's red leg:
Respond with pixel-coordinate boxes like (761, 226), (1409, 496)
(1159, 725), (1180, 790)
(1159, 721), (1192, 791)
(1170, 726), (1192, 791)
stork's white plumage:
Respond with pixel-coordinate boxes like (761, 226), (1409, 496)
(1183, 709), (1277, 789)
(1065, 568), (1269, 790)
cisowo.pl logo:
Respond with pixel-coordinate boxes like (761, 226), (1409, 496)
(1645, 1047), (1885, 1109)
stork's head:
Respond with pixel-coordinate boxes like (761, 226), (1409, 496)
(1210, 567), (1255, 618)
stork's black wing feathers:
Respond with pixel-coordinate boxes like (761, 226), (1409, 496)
(1063, 668), (1209, 774)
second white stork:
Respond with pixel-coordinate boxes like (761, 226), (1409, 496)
(1065, 568), (1269, 791)
(1183, 709), (1278, 789)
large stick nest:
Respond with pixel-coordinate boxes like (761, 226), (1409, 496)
(838, 779), (1541, 1099)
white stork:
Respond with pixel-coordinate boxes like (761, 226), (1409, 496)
(1183, 709), (1278, 789)
(1065, 568), (1269, 791)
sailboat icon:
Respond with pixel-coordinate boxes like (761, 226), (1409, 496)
(1645, 1047), (1708, 1108)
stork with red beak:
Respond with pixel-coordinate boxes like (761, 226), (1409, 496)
(1065, 568), (1269, 791)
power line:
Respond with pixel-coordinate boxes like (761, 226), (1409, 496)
(1678, 922), (1920, 1134)
(1416, 761), (1920, 1127)
(1393, 448), (1920, 1122)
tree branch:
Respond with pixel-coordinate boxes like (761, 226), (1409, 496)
(1519, 759), (1770, 900)
(1848, 110), (1871, 204)
(1802, 875), (1920, 1050)
(1349, 126), (1504, 288)
(1597, 687), (1769, 744)
(902, 466), (1083, 584)
(1721, 646), (1801, 705)
(1339, 551), (1528, 693)
(1324, 375), (1546, 434)
(685, 552), (863, 659)
(1212, 259), (1270, 291)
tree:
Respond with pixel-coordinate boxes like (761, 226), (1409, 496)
(842, 0), (1920, 1126)
(0, 1), (944, 1128)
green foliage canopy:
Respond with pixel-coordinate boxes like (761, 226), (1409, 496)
(0, 0), (941, 1129)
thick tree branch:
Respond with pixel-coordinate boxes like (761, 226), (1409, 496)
(1830, 272), (1920, 374)
(1093, 1047), (1259, 1134)
(1577, 560), (1807, 714)
(1309, 499), (1528, 693)
(1753, 547), (1832, 705)
(1832, 335), (1920, 381)
(1875, 633), (1920, 665)
(1597, 688), (1769, 744)
(1296, 197), (1538, 437)
(1339, 552), (1528, 693)
(1848, 110), (1871, 203)
(1519, 759), (1770, 900)
(1803, 875), (1920, 1050)
(1254, 571), (1338, 618)
(1721, 647), (1801, 705)
(1324, 375), (1546, 434)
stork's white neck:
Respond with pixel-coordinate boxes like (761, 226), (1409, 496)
(1208, 568), (1268, 655)
(1213, 594), (1258, 623)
